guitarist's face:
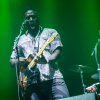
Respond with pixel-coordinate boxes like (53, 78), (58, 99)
(25, 10), (39, 35)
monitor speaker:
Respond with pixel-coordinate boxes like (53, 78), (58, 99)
(58, 93), (96, 100)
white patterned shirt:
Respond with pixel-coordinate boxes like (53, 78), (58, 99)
(10, 27), (63, 81)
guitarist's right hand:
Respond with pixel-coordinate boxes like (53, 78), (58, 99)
(37, 54), (48, 64)
(10, 57), (26, 68)
(27, 54), (47, 64)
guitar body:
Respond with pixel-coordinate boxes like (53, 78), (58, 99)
(19, 54), (40, 90)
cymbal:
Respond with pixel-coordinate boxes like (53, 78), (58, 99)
(91, 73), (100, 79)
(69, 65), (94, 73)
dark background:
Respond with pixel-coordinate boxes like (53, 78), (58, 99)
(0, 0), (100, 99)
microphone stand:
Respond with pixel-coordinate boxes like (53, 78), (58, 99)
(91, 39), (100, 82)
(13, 21), (25, 100)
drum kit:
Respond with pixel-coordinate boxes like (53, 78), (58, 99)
(69, 35), (100, 99)
(69, 64), (100, 98)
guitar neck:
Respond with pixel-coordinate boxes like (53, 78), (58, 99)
(28, 32), (58, 69)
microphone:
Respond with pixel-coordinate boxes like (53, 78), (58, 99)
(22, 20), (26, 26)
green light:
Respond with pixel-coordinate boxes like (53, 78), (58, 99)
(40, 0), (57, 26)
(0, 0), (13, 91)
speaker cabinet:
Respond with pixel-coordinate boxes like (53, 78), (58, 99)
(59, 93), (96, 100)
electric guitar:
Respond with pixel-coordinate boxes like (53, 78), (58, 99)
(19, 32), (58, 89)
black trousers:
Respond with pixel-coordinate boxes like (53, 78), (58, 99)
(24, 78), (69, 100)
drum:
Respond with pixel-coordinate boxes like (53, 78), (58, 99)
(86, 82), (100, 100)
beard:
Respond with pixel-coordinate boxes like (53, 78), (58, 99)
(26, 21), (39, 36)
(26, 19), (39, 29)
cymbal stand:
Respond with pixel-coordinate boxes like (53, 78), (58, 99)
(79, 67), (86, 94)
